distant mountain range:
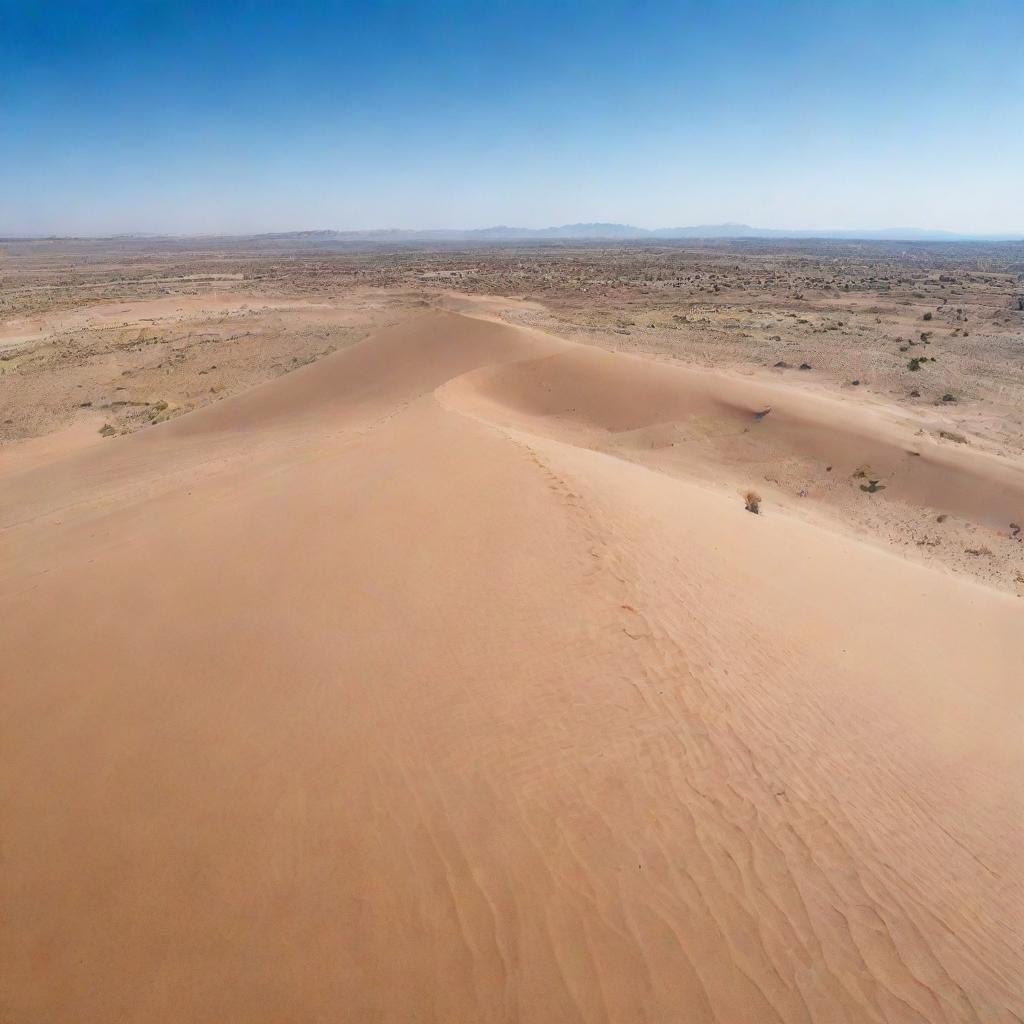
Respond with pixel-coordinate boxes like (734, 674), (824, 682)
(6, 223), (1021, 243)
(252, 222), (1022, 243)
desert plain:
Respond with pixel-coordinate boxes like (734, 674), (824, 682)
(2, 236), (1023, 1022)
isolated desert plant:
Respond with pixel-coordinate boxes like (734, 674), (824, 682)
(744, 490), (761, 514)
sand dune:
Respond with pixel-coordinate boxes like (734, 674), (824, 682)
(2, 308), (1022, 1023)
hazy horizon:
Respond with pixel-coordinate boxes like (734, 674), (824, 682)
(5, 221), (1024, 243)
(3, 0), (1023, 237)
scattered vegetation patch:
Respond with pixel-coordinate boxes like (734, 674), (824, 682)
(147, 399), (180, 424)
(744, 490), (761, 514)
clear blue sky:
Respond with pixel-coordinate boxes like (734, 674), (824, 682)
(2, 0), (1022, 235)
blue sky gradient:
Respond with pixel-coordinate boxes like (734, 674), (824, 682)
(2, 0), (1022, 235)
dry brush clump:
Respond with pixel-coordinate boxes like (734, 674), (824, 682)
(744, 490), (761, 514)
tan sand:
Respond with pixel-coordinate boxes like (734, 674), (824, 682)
(2, 308), (1022, 1023)
(0, 294), (307, 350)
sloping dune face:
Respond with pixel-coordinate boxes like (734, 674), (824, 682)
(2, 310), (1022, 1024)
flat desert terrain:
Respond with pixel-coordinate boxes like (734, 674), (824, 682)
(2, 238), (1022, 1022)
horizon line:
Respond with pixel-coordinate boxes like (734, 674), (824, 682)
(3, 222), (1024, 243)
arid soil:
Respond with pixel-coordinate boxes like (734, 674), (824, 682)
(2, 241), (1023, 1023)
(4, 238), (1022, 588)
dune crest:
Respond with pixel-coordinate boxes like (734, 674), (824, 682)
(2, 308), (1021, 1023)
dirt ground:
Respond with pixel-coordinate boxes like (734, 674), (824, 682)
(3, 242), (1024, 1024)
(3, 236), (1023, 590)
